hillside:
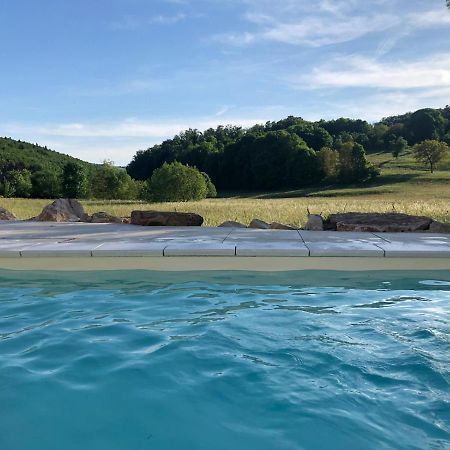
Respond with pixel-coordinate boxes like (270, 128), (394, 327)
(0, 137), (93, 175)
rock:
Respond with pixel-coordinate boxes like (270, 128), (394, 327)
(35, 199), (88, 222)
(0, 207), (16, 221)
(131, 210), (204, 226)
(327, 212), (433, 232)
(87, 211), (123, 224)
(304, 215), (324, 231)
(428, 221), (450, 233)
(249, 218), (271, 229)
(270, 222), (297, 230)
(218, 221), (247, 228)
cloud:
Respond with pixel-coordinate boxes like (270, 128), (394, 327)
(110, 13), (189, 31)
(214, 1), (450, 48)
(296, 53), (450, 90)
(216, 13), (398, 47)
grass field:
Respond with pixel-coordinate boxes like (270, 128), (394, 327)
(1, 149), (450, 227)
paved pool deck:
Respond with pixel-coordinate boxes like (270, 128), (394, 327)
(0, 221), (450, 271)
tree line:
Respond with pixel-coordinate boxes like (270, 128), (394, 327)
(127, 107), (450, 192)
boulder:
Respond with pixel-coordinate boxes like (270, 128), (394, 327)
(218, 221), (247, 228)
(35, 199), (88, 222)
(87, 211), (123, 224)
(249, 218), (271, 229)
(304, 215), (324, 231)
(428, 221), (450, 233)
(327, 212), (433, 232)
(0, 207), (16, 221)
(270, 222), (297, 230)
(131, 210), (203, 226)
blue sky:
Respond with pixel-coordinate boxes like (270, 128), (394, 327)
(1, 0), (449, 165)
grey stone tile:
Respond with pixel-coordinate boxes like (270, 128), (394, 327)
(92, 241), (166, 257)
(236, 241), (309, 257)
(225, 229), (303, 242)
(164, 242), (236, 256)
(299, 231), (385, 257)
(20, 241), (104, 257)
(0, 240), (42, 258)
(373, 233), (450, 257)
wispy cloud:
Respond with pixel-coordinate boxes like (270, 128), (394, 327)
(296, 53), (450, 90)
(110, 13), (190, 31)
(214, 1), (450, 48)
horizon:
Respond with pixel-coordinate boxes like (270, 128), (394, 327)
(1, 0), (449, 165)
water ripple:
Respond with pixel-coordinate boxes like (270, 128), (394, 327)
(0, 270), (449, 450)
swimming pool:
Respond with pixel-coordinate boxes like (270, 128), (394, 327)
(0, 269), (449, 450)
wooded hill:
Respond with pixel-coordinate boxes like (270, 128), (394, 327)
(0, 137), (93, 174)
(126, 107), (450, 191)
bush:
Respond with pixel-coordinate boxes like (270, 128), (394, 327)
(91, 161), (141, 200)
(201, 172), (217, 198)
(147, 162), (209, 202)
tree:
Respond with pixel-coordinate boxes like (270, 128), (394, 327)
(389, 136), (408, 158)
(147, 162), (209, 202)
(62, 162), (89, 198)
(249, 131), (318, 189)
(407, 109), (446, 144)
(337, 142), (377, 182)
(9, 169), (32, 198)
(317, 147), (339, 179)
(91, 161), (140, 200)
(288, 123), (333, 151)
(413, 140), (449, 173)
(32, 169), (62, 198)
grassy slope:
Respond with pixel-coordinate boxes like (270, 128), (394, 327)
(1, 149), (450, 226)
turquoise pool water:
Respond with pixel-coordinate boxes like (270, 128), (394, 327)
(0, 270), (449, 450)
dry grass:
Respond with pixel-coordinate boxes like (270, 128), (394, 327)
(1, 195), (449, 227)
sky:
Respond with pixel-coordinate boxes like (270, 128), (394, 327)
(0, 0), (449, 165)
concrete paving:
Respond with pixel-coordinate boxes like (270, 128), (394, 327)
(0, 221), (450, 258)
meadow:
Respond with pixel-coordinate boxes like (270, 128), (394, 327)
(2, 149), (450, 227)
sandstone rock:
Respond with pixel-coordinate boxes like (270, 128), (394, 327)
(0, 207), (16, 221)
(131, 210), (203, 226)
(428, 221), (450, 233)
(327, 212), (432, 232)
(249, 218), (271, 229)
(87, 211), (123, 224)
(270, 222), (297, 230)
(304, 215), (324, 231)
(218, 221), (247, 228)
(35, 199), (88, 222)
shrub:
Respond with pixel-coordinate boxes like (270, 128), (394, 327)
(147, 162), (208, 202)
(91, 161), (141, 200)
(201, 172), (217, 198)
